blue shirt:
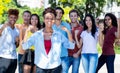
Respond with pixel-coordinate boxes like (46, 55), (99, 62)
(0, 25), (19, 59)
(22, 29), (74, 69)
(52, 21), (71, 57)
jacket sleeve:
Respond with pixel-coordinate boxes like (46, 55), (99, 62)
(22, 34), (35, 50)
(61, 33), (75, 49)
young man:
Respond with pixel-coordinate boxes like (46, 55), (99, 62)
(52, 7), (72, 73)
(0, 9), (19, 73)
(17, 10), (31, 73)
(68, 9), (83, 73)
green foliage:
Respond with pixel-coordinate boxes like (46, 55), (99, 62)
(114, 45), (120, 54)
(0, 0), (44, 25)
(49, 0), (106, 20)
(16, 7), (44, 24)
(0, 0), (11, 24)
(97, 43), (102, 54)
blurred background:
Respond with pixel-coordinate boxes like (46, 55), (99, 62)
(0, 0), (120, 52)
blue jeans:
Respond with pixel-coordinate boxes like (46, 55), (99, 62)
(0, 57), (17, 73)
(18, 54), (23, 73)
(81, 53), (98, 73)
(68, 56), (81, 73)
(36, 65), (62, 73)
(96, 55), (115, 73)
(61, 57), (69, 73)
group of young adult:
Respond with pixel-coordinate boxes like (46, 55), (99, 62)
(0, 6), (120, 73)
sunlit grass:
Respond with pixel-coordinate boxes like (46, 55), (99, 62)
(97, 43), (120, 54)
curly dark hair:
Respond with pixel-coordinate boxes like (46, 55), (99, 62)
(43, 7), (56, 17)
(83, 14), (97, 38)
(42, 7), (56, 27)
(8, 9), (19, 16)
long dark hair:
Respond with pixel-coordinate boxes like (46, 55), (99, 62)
(83, 14), (97, 38)
(30, 14), (41, 30)
(103, 13), (118, 34)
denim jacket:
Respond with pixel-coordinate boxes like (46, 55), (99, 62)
(52, 21), (71, 57)
(22, 29), (75, 69)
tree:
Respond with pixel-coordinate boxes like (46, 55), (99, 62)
(0, 0), (44, 24)
(0, 0), (12, 24)
(49, 0), (120, 20)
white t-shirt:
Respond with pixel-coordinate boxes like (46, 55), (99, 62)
(80, 30), (98, 54)
(0, 25), (19, 59)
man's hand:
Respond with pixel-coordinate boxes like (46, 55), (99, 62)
(0, 23), (9, 36)
(75, 30), (79, 38)
(61, 26), (68, 32)
(15, 36), (19, 48)
(73, 53), (79, 58)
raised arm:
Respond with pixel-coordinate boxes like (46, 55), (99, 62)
(0, 23), (8, 36)
(23, 26), (31, 42)
(61, 26), (73, 42)
(115, 19), (120, 39)
(22, 33), (35, 50)
(98, 31), (104, 48)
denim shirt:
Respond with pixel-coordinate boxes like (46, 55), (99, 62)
(52, 21), (71, 57)
(22, 29), (74, 69)
(0, 25), (19, 59)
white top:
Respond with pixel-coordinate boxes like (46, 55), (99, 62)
(80, 30), (98, 54)
(22, 29), (75, 69)
(0, 25), (19, 59)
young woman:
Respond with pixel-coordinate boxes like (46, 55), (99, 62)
(79, 14), (98, 73)
(22, 7), (75, 73)
(68, 9), (83, 73)
(22, 14), (41, 73)
(96, 13), (120, 73)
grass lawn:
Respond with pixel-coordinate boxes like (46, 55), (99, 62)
(114, 45), (120, 54)
(97, 44), (120, 54)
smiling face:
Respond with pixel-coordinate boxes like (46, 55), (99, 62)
(85, 16), (92, 29)
(44, 13), (55, 28)
(69, 12), (78, 23)
(56, 9), (63, 20)
(104, 16), (112, 27)
(22, 12), (31, 24)
(31, 15), (38, 26)
(8, 14), (18, 26)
